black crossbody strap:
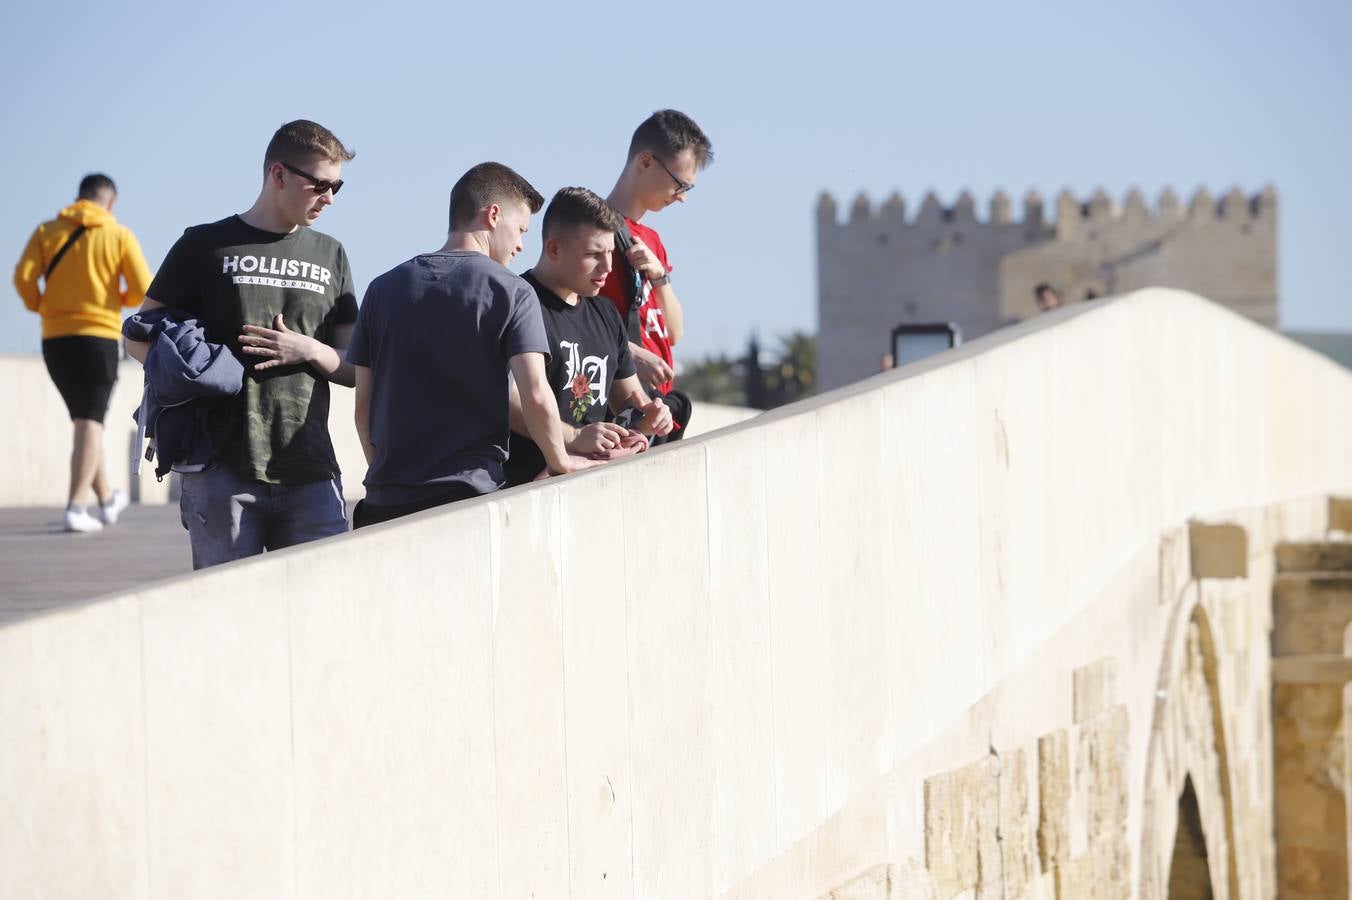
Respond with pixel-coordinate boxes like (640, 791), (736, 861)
(45, 224), (88, 279)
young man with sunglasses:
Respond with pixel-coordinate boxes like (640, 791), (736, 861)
(598, 109), (713, 442)
(124, 119), (359, 569)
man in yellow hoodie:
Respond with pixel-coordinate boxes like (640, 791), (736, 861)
(13, 173), (152, 533)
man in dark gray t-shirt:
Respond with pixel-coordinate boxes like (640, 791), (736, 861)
(346, 162), (582, 529)
(349, 252), (548, 500)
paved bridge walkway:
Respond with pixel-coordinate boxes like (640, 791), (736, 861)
(0, 505), (190, 623)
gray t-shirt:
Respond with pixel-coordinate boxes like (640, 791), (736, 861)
(346, 251), (549, 505)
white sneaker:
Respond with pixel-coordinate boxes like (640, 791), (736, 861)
(64, 505), (104, 533)
(99, 489), (129, 525)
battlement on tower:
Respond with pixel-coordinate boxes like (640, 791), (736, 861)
(815, 185), (1279, 391)
(816, 186), (1277, 233)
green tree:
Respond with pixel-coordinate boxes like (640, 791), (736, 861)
(763, 331), (816, 408)
(679, 331), (817, 410)
(678, 352), (745, 406)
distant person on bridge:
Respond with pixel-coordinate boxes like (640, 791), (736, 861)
(1034, 282), (1063, 313)
(503, 187), (673, 488)
(344, 163), (584, 529)
(13, 173), (152, 533)
(598, 109), (714, 445)
(124, 120), (359, 568)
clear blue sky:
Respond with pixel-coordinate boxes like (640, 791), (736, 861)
(3, 0), (1348, 361)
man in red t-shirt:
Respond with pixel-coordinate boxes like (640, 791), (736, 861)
(598, 109), (713, 440)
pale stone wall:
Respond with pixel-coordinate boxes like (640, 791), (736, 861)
(3, 290), (1351, 899)
(0, 356), (163, 506)
(816, 188), (1277, 390)
(0, 353), (755, 507)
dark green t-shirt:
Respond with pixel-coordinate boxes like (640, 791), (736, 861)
(146, 215), (358, 484)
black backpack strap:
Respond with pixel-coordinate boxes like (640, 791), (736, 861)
(613, 217), (633, 253)
(45, 225), (88, 279)
(611, 215), (645, 344)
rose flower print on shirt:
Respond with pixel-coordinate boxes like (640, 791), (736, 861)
(560, 340), (609, 423)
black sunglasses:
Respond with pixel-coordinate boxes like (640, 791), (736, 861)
(653, 155), (694, 194)
(281, 161), (344, 197)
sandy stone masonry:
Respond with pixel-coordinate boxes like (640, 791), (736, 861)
(807, 502), (1352, 900)
(811, 662), (1134, 900)
(1271, 522), (1352, 900)
(916, 670), (1130, 900)
(816, 186), (1276, 389)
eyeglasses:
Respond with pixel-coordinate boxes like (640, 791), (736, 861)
(653, 155), (694, 195)
(280, 162), (344, 197)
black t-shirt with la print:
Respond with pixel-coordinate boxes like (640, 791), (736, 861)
(504, 270), (635, 486)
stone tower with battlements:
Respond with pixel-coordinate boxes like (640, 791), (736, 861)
(816, 186), (1277, 390)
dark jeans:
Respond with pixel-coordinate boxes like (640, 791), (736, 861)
(352, 482), (480, 529)
(179, 467), (348, 569)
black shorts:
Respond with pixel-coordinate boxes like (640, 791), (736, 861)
(42, 336), (119, 423)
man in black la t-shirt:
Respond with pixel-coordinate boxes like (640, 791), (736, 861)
(504, 187), (674, 487)
(124, 120), (360, 569)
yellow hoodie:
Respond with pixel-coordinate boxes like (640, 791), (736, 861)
(13, 200), (153, 341)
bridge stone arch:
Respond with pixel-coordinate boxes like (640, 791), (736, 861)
(1141, 599), (1241, 899)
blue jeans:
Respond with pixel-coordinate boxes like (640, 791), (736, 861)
(179, 466), (348, 570)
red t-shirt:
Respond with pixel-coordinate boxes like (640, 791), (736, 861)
(599, 217), (674, 395)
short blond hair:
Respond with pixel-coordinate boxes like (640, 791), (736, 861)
(264, 120), (355, 170)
